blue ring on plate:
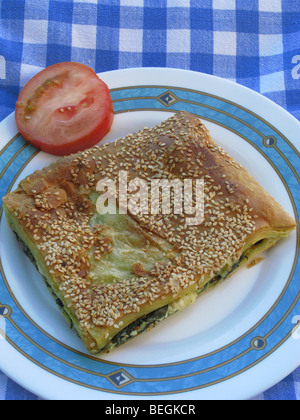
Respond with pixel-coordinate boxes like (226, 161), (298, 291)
(0, 86), (299, 395)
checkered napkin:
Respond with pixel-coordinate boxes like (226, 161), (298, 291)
(0, 0), (299, 400)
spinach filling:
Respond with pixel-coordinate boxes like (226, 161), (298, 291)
(202, 254), (249, 292)
(106, 250), (252, 352)
(14, 229), (266, 353)
(106, 249), (255, 351)
(13, 231), (170, 351)
(202, 239), (265, 292)
(105, 305), (169, 351)
(13, 232), (74, 329)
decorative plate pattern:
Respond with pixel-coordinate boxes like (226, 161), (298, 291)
(0, 70), (299, 399)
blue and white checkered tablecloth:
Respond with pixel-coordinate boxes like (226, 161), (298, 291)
(0, 0), (299, 400)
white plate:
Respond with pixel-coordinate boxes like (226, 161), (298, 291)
(0, 68), (299, 400)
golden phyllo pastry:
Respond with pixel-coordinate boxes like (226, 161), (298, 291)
(3, 111), (296, 354)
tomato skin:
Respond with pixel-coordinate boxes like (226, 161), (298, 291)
(15, 62), (114, 156)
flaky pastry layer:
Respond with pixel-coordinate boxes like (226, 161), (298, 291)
(3, 111), (296, 354)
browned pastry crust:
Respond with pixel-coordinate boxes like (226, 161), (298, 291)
(3, 111), (296, 354)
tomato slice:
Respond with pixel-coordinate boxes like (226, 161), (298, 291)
(15, 62), (114, 156)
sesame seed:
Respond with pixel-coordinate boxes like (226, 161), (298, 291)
(9, 111), (258, 344)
